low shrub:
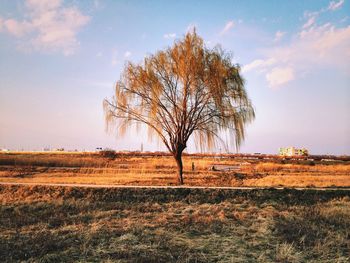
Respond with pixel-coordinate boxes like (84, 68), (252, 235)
(99, 149), (117, 159)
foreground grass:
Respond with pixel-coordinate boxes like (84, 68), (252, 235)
(0, 186), (349, 262)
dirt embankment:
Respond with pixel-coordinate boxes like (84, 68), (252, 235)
(1, 184), (349, 205)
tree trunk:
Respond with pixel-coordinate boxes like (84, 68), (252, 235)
(174, 153), (184, 185)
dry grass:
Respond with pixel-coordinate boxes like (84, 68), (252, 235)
(0, 185), (349, 262)
(0, 152), (349, 187)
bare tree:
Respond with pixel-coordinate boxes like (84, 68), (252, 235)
(104, 31), (255, 184)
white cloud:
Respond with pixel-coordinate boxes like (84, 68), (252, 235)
(244, 22), (350, 88)
(0, 0), (90, 55)
(302, 16), (316, 29)
(244, 1), (349, 89)
(266, 67), (294, 88)
(242, 58), (276, 73)
(220, 20), (234, 35)
(96, 51), (103, 57)
(124, 51), (131, 58)
(163, 33), (176, 39)
(296, 24), (350, 66)
(300, 0), (344, 30)
(4, 19), (32, 37)
(328, 0), (344, 11)
(274, 31), (286, 42)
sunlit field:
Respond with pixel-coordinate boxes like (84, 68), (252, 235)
(0, 185), (349, 262)
(1, 153), (349, 262)
(0, 152), (349, 188)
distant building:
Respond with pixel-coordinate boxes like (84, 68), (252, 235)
(53, 148), (65, 152)
(279, 147), (308, 156)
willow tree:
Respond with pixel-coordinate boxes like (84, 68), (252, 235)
(104, 31), (255, 184)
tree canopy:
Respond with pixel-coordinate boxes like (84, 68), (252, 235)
(104, 31), (255, 184)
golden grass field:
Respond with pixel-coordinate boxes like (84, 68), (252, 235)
(0, 152), (349, 187)
(1, 185), (349, 262)
(1, 153), (349, 262)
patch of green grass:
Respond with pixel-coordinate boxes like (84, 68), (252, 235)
(0, 186), (349, 262)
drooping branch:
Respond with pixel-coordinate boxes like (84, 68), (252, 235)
(104, 30), (255, 157)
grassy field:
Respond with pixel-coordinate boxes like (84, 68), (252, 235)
(0, 185), (349, 262)
(0, 152), (349, 187)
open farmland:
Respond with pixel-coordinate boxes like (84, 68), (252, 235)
(0, 185), (349, 262)
(0, 152), (349, 188)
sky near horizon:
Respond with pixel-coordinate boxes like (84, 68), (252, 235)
(0, 0), (349, 154)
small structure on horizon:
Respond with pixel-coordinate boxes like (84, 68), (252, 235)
(279, 147), (308, 156)
(53, 148), (65, 152)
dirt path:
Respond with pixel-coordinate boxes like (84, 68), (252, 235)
(1, 182), (349, 191)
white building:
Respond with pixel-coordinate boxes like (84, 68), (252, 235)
(279, 147), (308, 156)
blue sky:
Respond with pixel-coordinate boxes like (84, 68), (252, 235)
(0, 0), (349, 154)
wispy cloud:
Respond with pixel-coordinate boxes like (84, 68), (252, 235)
(328, 0), (344, 11)
(301, 0), (345, 29)
(244, 23), (350, 88)
(301, 0), (344, 29)
(220, 20), (234, 35)
(0, 0), (90, 55)
(242, 58), (276, 73)
(274, 30), (286, 42)
(243, 1), (350, 88)
(302, 16), (316, 29)
(3, 19), (32, 37)
(163, 33), (176, 39)
(266, 67), (294, 88)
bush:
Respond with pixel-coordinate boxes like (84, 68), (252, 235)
(99, 149), (117, 159)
